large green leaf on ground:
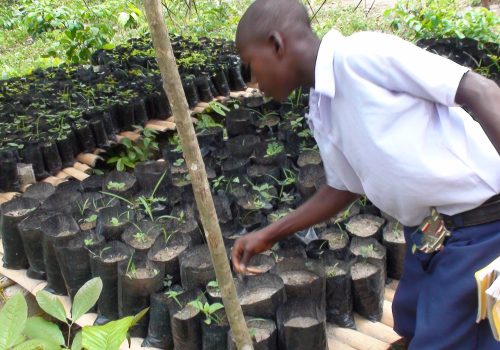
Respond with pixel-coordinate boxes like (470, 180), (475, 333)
(82, 316), (134, 350)
(71, 277), (103, 321)
(35, 290), (68, 324)
(0, 293), (27, 350)
(24, 317), (65, 346)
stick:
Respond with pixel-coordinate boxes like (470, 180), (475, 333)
(142, 2), (254, 349)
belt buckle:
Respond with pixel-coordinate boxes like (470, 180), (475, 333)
(411, 208), (451, 254)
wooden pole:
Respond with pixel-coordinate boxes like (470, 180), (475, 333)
(142, 1), (254, 349)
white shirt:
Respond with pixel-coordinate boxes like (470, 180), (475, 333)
(308, 29), (500, 226)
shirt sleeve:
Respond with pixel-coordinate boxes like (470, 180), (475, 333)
(341, 32), (470, 107)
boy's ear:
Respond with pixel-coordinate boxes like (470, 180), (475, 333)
(268, 31), (285, 58)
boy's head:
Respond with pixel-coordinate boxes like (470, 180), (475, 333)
(236, 0), (317, 101)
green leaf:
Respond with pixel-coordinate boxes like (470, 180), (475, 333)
(102, 43), (115, 50)
(35, 290), (68, 324)
(208, 303), (224, 314)
(82, 316), (134, 350)
(131, 308), (149, 327)
(72, 277), (103, 321)
(116, 159), (124, 172)
(117, 12), (130, 27)
(71, 331), (82, 350)
(0, 293), (27, 350)
(13, 339), (60, 350)
(24, 317), (65, 346)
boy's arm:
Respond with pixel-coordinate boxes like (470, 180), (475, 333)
(455, 71), (500, 155)
(231, 185), (359, 273)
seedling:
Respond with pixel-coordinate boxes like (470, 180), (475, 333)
(359, 244), (376, 257)
(84, 238), (94, 246)
(107, 181), (126, 191)
(290, 116), (305, 131)
(110, 217), (121, 226)
(188, 300), (225, 325)
(125, 254), (137, 278)
(207, 101), (230, 116)
(84, 214), (97, 223)
(207, 280), (220, 292)
(326, 263), (340, 278)
(264, 142), (284, 157)
(77, 198), (91, 216)
(196, 114), (223, 131)
(166, 290), (183, 308)
(173, 158), (184, 167)
(133, 231), (147, 243)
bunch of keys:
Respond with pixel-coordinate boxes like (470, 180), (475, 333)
(411, 208), (451, 254)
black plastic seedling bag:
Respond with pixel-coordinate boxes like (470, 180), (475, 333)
(1, 197), (39, 269)
(21, 142), (49, 181)
(55, 231), (104, 301)
(41, 141), (62, 176)
(22, 182), (55, 203)
(95, 206), (135, 241)
(349, 236), (387, 282)
(201, 309), (229, 350)
(321, 252), (355, 328)
(41, 188), (83, 216)
(351, 261), (384, 322)
(118, 255), (164, 337)
(134, 161), (171, 197)
(235, 273), (286, 320)
(89, 241), (134, 325)
(271, 257), (325, 308)
(18, 209), (56, 279)
(228, 317), (278, 350)
(121, 220), (162, 256)
(148, 232), (192, 285)
(102, 171), (138, 200)
(142, 292), (174, 350)
(167, 288), (207, 350)
(276, 298), (328, 350)
(41, 214), (80, 295)
(382, 221), (406, 280)
(179, 244), (217, 290)
(318, 226), (350, 261)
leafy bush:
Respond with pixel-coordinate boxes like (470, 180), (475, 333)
(384, 0), (500, 44)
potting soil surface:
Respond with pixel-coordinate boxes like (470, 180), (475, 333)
(152, 245), (188, 261)
(284, 316), (320, 328)
(249, 327), (271, 342)
(279, 270), (319, 287)
(57, 230), (75, 237)
(127, 267), (157, 279)
(351, 262), (378, 280)
(239, 287), (278, 305)
(175, 305), (198, 320)
(6, 208), (36, 217)
(102, 254), (128, 263)
(129, 236), (156, 250)
(347, 217), (383, 237)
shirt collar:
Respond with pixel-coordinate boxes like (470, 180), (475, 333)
(314, 29), (343, 99)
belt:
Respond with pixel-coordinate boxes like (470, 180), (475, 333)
(443, 194), (500, 230)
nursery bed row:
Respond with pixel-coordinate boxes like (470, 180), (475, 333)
(0, 265), (400, 350)
(0, 87), (256, 200)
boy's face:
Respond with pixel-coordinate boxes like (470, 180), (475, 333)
(238, 40), (297, 102)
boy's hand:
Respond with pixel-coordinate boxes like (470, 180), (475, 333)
(232, 229), (274, 274)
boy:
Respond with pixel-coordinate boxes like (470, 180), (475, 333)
(231, 0), (500, 349)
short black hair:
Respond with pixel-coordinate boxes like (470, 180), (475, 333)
(236, 0), (311, 49)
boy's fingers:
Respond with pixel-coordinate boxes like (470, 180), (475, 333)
(240, 249), (252, 273)
(231, 241), (244, 272)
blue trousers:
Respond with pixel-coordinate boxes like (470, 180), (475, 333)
(392, 220), (500, 349)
